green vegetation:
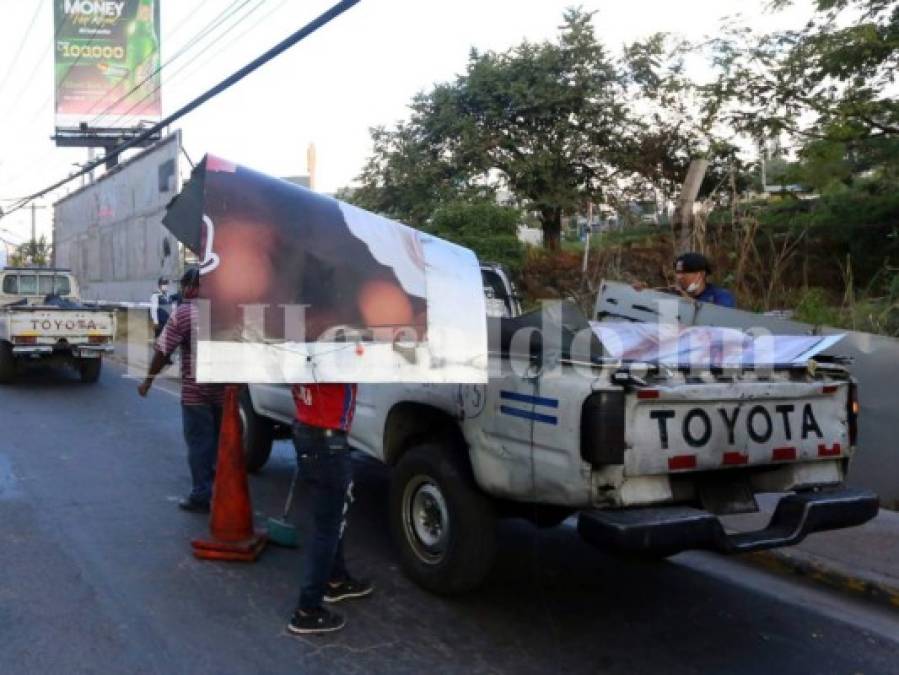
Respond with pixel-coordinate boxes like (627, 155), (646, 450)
(425, 201), (525, 274)
(348, 8), (725, 250)
(344, 0), (899, 336)
(9, 236), (51, 267)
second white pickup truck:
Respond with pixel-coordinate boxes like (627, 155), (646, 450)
(0, 267), (116, 383)
(241, 269), (878, 595)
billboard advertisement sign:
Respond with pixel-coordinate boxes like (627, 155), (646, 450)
(54, 0), (161, 127)
(162, 155), (489, 384)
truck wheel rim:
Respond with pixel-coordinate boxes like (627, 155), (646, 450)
(403, 476), (449, 565)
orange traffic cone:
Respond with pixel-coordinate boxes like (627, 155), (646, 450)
(192, 385), (267, 561)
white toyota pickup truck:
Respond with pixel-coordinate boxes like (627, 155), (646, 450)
(241, 269), (877, 595)
(0, 267), (116, 384)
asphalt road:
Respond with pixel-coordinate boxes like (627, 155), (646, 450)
(1, 360), (898, 675)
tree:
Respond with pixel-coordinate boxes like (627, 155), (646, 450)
(9, 236), (50, 267)
(349, 9), (634, 250)
(347, 122), (479, 228)
(350, 9), (737, 249)
(421, 8), (631, 250)
(703, 0), (899, 146)
(425, 201), (525, 273)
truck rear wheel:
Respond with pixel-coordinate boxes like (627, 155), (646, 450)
(0, 342), (15, 384)
(78, 358), (102, 383)
(390, 442), (496, 595)
(238, 388), (274, 473)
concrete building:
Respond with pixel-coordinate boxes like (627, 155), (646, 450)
(53, 132), (185, 303)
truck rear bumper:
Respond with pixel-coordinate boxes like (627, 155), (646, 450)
(577, 487), (878, 556)
(12, 346), (54, 355)
(12, 345), (114, 357)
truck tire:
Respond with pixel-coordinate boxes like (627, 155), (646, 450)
(390, 442), (496, 595)
(79, 358), (102, 383)
(239, 387), (274, 473)
(0, 342), (15, 384)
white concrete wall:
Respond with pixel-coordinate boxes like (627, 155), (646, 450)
(53, 132), (184, 303)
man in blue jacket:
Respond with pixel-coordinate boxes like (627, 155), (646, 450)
(673, 252), (736, 308)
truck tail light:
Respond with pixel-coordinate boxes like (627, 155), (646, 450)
(88, 335), (109, 345)
(13, 336), (36, 345)
(848, 381), (859, 446)
(581, 390), (626, 465)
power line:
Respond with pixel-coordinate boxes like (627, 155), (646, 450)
(95, 0), (267, 125)
(0, 1), (221, 148)
(5, 17), (106, 140)
(2, 0), (274, 198)
(1, 228), (27, 245)
(110, 0), (271, 123)
(0, 11), (104, 194)
(0, 0), (47, 100)
(152, 0), (291, 111)
(2, 0), (361, 219)
(0, 1), (254, 195)
(0, 3), (68, 128)
(0, 3), (111, 155)
(85, 0), (253, 127)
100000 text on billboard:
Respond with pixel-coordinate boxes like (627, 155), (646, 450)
(55, 0), (161, 127)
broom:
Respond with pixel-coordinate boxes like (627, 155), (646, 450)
(266, 465), (300, 547)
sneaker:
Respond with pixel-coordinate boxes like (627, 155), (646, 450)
(178, 497), (210, 513)
(324, 577), (374, 604)
(287, 607), (345, 635)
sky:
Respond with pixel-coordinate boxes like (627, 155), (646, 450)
(0, 0), (815, 245)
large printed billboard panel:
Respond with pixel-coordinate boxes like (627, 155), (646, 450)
(54, 0), (161, 127)
(53, 132), (182, 302)
(162, 155), (489, 384)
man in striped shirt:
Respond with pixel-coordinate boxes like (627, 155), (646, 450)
(287, 383), (373, 636)
(137, 268), (225, 513)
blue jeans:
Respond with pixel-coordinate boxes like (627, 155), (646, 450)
(292, 422), (353, 612)
(181, 404), (222, 503)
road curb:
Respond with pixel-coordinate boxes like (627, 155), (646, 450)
(744, 548), (899, 611)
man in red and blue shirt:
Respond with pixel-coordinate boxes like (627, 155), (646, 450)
(138, 268), (224, 513)
(287, 382), (373, 636)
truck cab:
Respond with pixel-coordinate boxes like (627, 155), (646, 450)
(481, 262), (521, 318)
(0, 267), (79, 304)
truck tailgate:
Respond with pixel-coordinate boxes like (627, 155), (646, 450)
(8, 308), (115, 343)
(625, 380), (849, 476)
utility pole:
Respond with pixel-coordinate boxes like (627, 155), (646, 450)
(30, 203), (47, 243)
(675, 159), (709, 253)
(28, 203), (49, 265)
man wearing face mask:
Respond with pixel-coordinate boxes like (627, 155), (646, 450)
(149, 277), (175, 338)
(137, 268), (225, 512)
(673, 252), (736, 307)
